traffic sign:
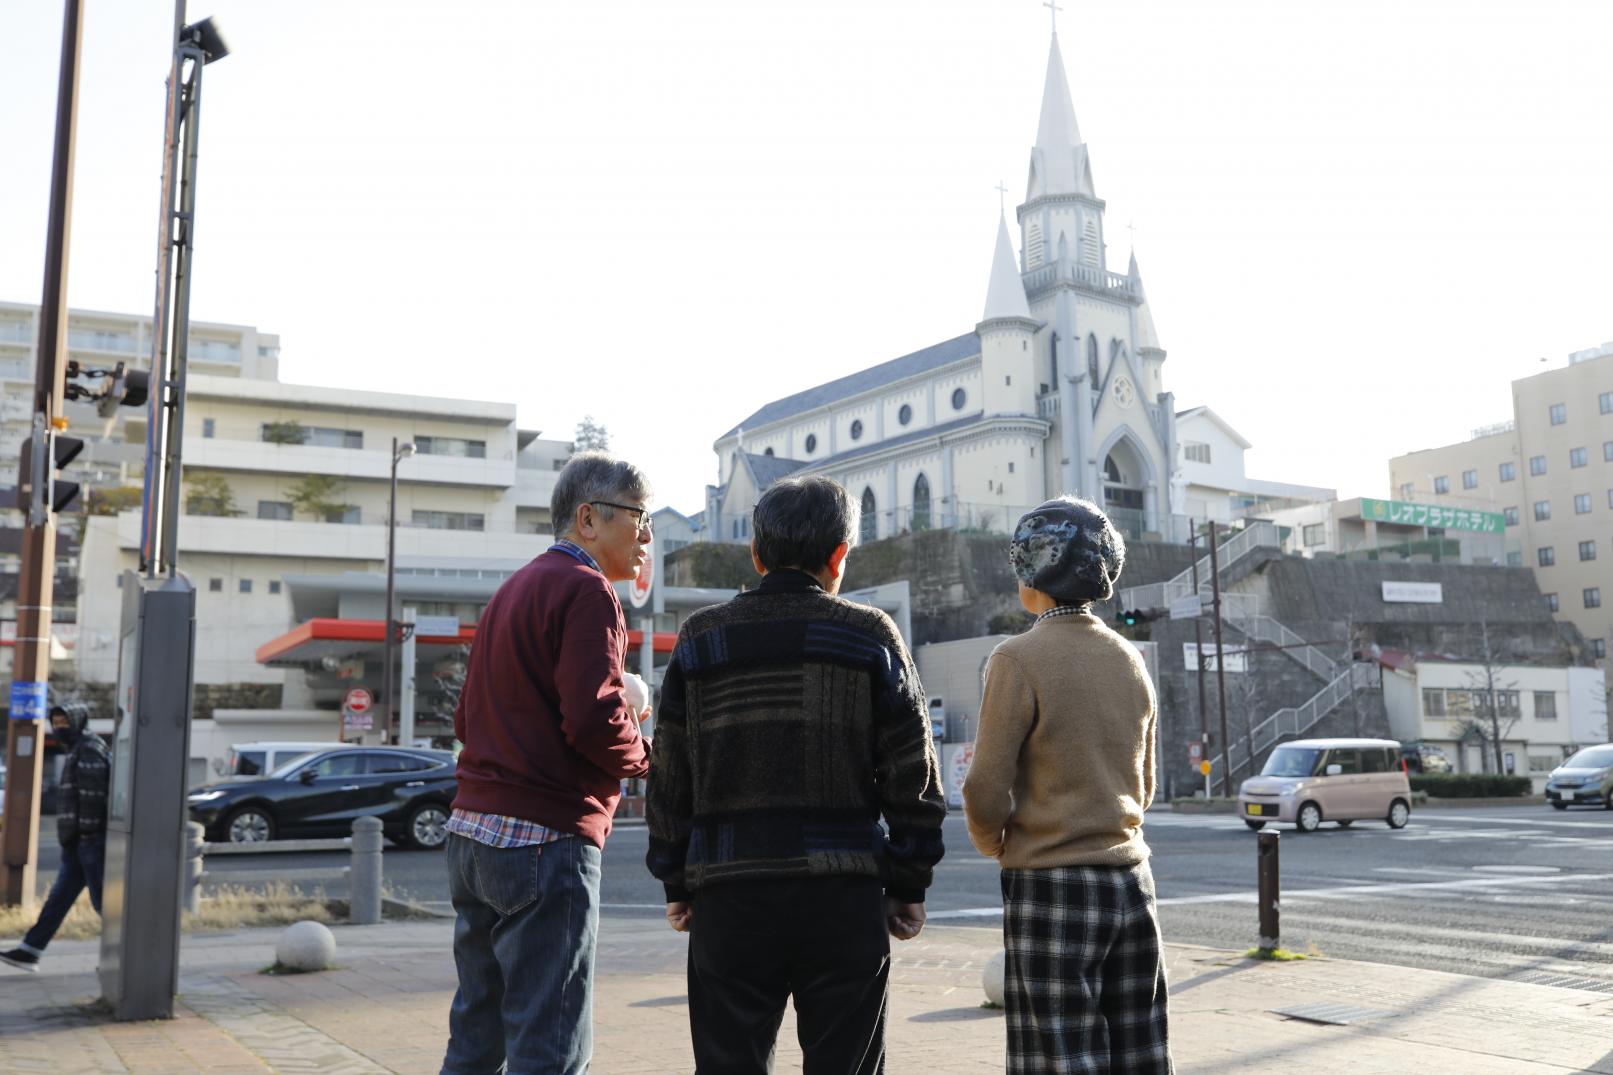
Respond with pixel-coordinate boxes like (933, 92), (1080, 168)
(628, 536), (655, 610)
(1199, 760), (1212, 776)
(1170, 594), (1205, 620)
(9, 681), (47, 721)
(1188, 741), (1203, 765)
(343, 687), (372, 714)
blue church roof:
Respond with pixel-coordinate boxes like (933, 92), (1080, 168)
(720, 332), (982, 440)
(742, 451), (809, 487)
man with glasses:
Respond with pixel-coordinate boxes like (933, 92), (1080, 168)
(441, 451), (654, 1075)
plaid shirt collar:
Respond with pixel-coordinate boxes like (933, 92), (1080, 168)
(550, 538), (602, 574)
(1035, 604), (1092, 626)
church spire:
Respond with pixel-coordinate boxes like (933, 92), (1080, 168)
(1130, 251), (1162, 351)
(1027, 33), (1095, 201)
(983, 211), (1031, 321)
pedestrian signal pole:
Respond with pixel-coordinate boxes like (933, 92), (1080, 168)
(1208, 520), (1232, 794)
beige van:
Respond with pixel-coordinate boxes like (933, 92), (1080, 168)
(1237, 738), (1412, 833)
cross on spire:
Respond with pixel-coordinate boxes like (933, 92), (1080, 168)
(1043, 0), (1063, 33)
(995, 181), (1009, 214)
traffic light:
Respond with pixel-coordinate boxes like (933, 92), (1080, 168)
(1117, 607), (1160, 627)
(20, 423), (84, 520)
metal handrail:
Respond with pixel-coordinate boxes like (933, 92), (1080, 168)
(1206, 663), (1378, 792)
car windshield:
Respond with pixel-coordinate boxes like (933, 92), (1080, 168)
(1563, 745), (1613, 770)
(1260, 747), (1323, 778)
(268, 751), (323, 778)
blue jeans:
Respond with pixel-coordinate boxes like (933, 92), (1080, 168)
(22, 835), (105, 954)
(440, 833), (602, 1075)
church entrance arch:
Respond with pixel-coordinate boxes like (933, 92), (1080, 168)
(1101, 438), (1148, 540)
(860, 487), (877, 544)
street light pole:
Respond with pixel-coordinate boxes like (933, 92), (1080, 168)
(382, 438), (415, 743)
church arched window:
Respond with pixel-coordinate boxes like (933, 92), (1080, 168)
(1056, 231), (1069, 263)
(1050, 333), (1059, 383)
(912, 473), (931, 531)
(860, 488), (877, 544)
(1087, 334), (1100, 387)
(763, 447), (774, 456)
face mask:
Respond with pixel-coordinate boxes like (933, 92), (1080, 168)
(53, 722), (78, 747)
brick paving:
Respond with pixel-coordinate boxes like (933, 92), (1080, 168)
(2, 917), (1612, 1073)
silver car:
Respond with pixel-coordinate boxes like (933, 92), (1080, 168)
(1545, 744), (1613, 810)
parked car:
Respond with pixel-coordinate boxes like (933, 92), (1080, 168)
(1400, 743), (1452, 774)
(1237, 738), (1412, 833)
(219, 740), (356, 778)
(1544, 744), (1613, 810)
(187, 746), (456, 849)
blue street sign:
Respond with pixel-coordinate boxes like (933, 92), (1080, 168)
(9, 680), (48, 721)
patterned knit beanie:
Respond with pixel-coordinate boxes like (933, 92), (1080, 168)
(1008, 496), (1126, 606)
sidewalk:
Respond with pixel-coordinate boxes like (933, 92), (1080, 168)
(2, 915), (1611, 1074)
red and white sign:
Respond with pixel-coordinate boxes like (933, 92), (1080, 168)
(628, 537), (655, 610)
(1188, 741), (1203, 765)
(342, 687), (374, 733)
(343, 687), (373, 714)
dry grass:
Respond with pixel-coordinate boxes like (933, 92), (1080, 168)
(0, 882), (333, 943)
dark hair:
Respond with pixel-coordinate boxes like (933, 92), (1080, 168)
(48, 705), (69, 718)
(752, 476), (859, 573)
(551, 451), (652, 539)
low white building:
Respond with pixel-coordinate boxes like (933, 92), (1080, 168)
(1379, 651), (1608, 790)
(1268, 496), (1515, 566)
(1175, 406), (1335, 525)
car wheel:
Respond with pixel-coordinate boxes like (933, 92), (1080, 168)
(1551, 802), (1568, 810)
(225, 806), (275, 844)
(406, 802), (450, 850)
(1386, 798), (1411, 829)
(1605, 791), (1613, 812)
(1296, 802), (1323, 833)
(1244, 819), (1265, 831)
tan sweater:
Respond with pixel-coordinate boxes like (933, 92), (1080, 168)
(962, 612), (1156, 868)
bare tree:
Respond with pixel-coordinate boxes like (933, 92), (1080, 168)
(1446, 620), (1522, 774)
(574, 415), (611, 452)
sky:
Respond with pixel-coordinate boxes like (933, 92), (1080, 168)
(2, 0), (1611, 517)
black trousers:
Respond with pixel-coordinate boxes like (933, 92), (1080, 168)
(687, 876), (890, 1074)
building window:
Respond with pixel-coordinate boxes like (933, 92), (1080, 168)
(898, 403), (913, 426)
(1433, 475), (1449, 494)
(762, 447), (774, 456)
(1585, 587), (1603, 609)
(1550, 403), (1567, 425)
(951, 387), (967, 411)
(304, 426), (364, 449)
(1605, 441), (1613, 462)
(1184, 442), (1212, 464)
(912, 473), (931, 530)
(1008, 462), (1015, 473)
(1461, 469), (1477, 490)
(268, 580), (282, 595)
(209, 578), (223, 592)
(325, 505), (361, 525)
(1538, 546), (1555, 567)
(1592, 639), (1607, 659)
(849, 419), (863, 441)
(1087, 335), (1100, 386)
(1530, 455), (1547, 476)
(1499, 461), (1515, 482)
(415, 435), (486, 458)
(1506, 551), (1522, 567)
(1575, 494), (1592, 514)
(202, 418), (215, 439)
(1571, 447), (1588, 468)
(1421, 688), (1445, 716)
(412, 510), (485, 531)
(1533, 500), (1551, 521)
(1602, 390), (1613, 414)
(1545, 592), (1558, 612)
(257, 500), (293, 521)
(1534, 691), (1558, 720)
(1399, 482), (1414, 498)
(804, 433), (817, 454)
(1503, 506), (1519, 526)
(1302, 523), (1325, 547)
(239, 578), (252, 594)
(1579, 540), (1597, 561)
(860, 488), (876, 544)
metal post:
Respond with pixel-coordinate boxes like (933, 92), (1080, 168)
(183, 820), (206, 914)
(383, 437), (399, 744)
(1208, 521), (1232, 795)
(1189, 520), (1210, 798)
(399, 607), (417, 748)
(1257, 830), (1280, 953)
(349, 816), (383, 925)
(3, 0), (83, 909)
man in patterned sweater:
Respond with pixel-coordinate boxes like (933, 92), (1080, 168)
(647, 475), (946, 1073)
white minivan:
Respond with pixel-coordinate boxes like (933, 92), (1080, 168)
(221, 740), (354, 778)
(1238, 738), (1412, 833)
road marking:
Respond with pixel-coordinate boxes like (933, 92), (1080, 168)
(1470, 864), (1562, 874)
(1420, 813), (1613, 829)
(1154, 870), (1613, 905)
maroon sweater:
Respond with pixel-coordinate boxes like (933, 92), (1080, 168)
(452, 548), (649, 846)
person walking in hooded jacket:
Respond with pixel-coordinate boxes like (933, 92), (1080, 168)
(1, 705), (111, 973)
(963, 497), (1173, 1074)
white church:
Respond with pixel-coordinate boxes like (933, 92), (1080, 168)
(706, 31), (1181, 545)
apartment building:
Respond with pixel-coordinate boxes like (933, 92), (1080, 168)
(1390, 342), (1613, 668)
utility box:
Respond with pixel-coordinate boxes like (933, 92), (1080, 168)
(99, 572), (196, 1020)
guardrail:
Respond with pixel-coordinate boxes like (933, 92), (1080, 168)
(185, 817), (385, 924)
(1206, 663), (1379, 793)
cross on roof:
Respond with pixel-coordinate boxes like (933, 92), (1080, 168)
(995, 181), (1009, 214)
(1043, 0), (1064, 33)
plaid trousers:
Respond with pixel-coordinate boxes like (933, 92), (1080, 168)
(1001, 861), (1173, 1075)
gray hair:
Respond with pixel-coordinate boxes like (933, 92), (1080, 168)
(551, 451), (653, 539)
(752, 476), (859, 572)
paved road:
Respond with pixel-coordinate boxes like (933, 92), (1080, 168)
(30, 804), (1613, 992)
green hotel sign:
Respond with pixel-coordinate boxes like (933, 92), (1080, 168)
(1359, 498), (1505, 534)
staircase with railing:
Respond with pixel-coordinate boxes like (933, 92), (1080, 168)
(1206, 664), (1381, 792)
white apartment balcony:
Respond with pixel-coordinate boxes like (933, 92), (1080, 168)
(514, 465), (559, 508)
(185, 439), (517, 488)
(111, 511), (549, 562)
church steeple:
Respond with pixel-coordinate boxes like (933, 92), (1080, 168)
(1026, 33), (1096, 201)
(983, 212), (1031, 321)
(1129, 251), (1162, 352)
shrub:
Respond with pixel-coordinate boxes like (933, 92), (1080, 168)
(1410, 773), (1532, 798)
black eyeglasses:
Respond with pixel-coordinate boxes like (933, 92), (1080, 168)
(590, 501), (652, 532)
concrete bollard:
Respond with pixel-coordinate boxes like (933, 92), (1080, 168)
(349, 816), (384, 925)
(183, 821), (206, 914)
(1257, 829), (1280, 953)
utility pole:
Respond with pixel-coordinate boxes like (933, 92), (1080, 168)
(1189, 520), (1210, 798)
(3, 0), (84, 909)
(1208, 520), (1232, 794)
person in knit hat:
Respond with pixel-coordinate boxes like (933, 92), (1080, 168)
(964, 496), (1173, 1073)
